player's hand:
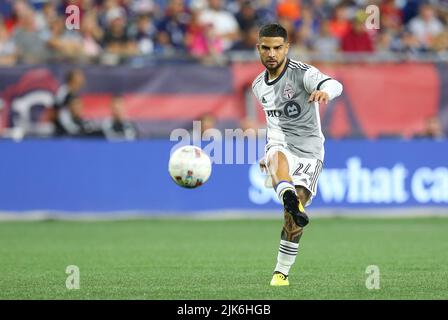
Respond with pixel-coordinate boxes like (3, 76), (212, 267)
(308, 90), (329, 104)
(259, 158), (268, 174)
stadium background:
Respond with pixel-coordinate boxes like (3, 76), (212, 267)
(0, 0), (447, 300)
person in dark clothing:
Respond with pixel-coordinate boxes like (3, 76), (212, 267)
(53, 69), (102, 137)
(102, 95), (138, 141)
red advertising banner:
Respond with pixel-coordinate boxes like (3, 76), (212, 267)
(0, 62), (442, 138)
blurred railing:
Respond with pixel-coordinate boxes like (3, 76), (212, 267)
(3, 50), (448, 67)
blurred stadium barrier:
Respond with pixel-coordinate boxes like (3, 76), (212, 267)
(0, 138), (446, 218)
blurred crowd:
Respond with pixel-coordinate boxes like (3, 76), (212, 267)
(0, 0), (448, 66)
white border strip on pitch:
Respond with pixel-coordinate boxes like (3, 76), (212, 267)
(0, 208), (448, 221)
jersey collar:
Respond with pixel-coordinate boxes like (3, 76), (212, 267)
(264, 58), (290, 86)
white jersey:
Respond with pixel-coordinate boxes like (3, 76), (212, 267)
(252, 58), (343, 161)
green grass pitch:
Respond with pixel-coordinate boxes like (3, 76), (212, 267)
(1, 217), (447, 299)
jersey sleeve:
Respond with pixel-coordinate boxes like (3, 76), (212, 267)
(251, 75), (263, 102)
(303, 67), (333, 93)
(303, 66), (343, 100)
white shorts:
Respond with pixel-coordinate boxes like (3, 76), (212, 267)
(265, 145), (323, 206)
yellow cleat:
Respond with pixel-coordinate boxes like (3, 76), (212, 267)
(270, 273), (289, 286)
(298, 200), (305, 213)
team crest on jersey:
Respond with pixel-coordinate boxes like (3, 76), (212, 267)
(283, 83), (295, 99)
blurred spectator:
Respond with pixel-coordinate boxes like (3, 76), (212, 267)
(11, 3), (48, 64)
(0, 18), (16, 65)
(402, 0), (421, 25)
(430, 28), (448, 54)
(277, 0), (301, 22)
(294, 5), (320, 39)
(434, 0), (448, 25)
(80, 12), (104, 61)
(199, 0), (240, 51)
(54, 96), (85, 136)
(45, 17), (83, 61)
(289, 4), (320, 57)
(102, 95), (138, 141)
(408, 3), (444, 49)
(309, 0), (333, 21)
(341, 17), (374, 53)
(312, 18), (339, 56)
(103, 6), (138, 57)
(53, 69), (95, 137)
(156, 0), (190, 54)
(130, 0), (156, 17)
(414, 116), (445, 139)
(393, 30), (422, 54)
(3, 0), (28, 33)
(254, 0), (277, 24)
(186, 8), (223, 60)
(35, 0), (58, 33)
(53, 69), (84, 134)
(375, 30), (394, 54)
(0, 0), (446, 64)
(231, 25), (258, 52)
(235, 1), (258, 32)
(329, 4), (350, 39)
(380, 0), (404, 33)
(129, 13), (157, 55)
(289, 25), (313, 61)
(98, 0), (126, 29)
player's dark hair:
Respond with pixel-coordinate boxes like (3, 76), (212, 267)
(259, 23), (288, 42)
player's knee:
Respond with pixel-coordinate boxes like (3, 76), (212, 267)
(266, 151), (287, 174)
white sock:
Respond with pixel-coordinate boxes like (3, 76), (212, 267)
(274, 240), (299, 276)
(275, 181), (296, 204)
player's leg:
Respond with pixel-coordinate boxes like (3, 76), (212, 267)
(266, 150), (308, 285)
(280, 187), (311, 246)
(270, 208), (302, 285)
(266, 150), (309, 228)
(272, 187), (312, 285)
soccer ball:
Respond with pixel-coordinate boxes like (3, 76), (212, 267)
(168, 145), (212, 188)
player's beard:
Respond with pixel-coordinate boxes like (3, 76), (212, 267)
(263, 56), (286, 73)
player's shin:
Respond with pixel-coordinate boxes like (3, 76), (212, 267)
(274, 212), (303, 276)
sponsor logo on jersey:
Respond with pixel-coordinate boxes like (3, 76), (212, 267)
(266, 110), (282, 117)
(283, 102), (301, 118)
(266, 101), (302, 118)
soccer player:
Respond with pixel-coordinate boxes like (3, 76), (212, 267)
(252, 24), (343, 286)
